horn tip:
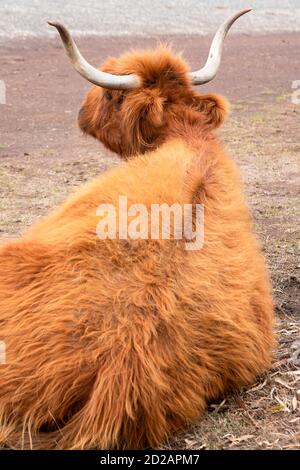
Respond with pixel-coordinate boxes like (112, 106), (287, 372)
(47, 21), (70, 43)
(47, 20), (65, 30)
(234, 8), (252, 20)
(48, 20), (59, 28)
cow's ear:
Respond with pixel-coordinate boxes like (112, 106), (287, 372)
(192, 93), (229, 128)
(122, 89), (165, 150)
(123, 89), (164, 129)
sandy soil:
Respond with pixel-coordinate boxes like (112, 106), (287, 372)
(0, 32), (299, 449)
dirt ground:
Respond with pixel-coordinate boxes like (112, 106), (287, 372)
(0, 32), (299, 450)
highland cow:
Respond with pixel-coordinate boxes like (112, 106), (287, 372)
(0, 9), (275, 449)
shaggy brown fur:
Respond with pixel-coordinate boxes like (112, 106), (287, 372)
(0, 46), (275, 449)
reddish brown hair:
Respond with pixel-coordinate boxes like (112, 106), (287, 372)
(78, 46), (228, 157)
(0, 46), (275, 449)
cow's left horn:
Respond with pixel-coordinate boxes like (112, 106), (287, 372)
(189, 8), (252, 85)
(48, 21), (141, 90)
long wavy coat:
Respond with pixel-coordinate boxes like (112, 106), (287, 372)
(0, 47), (275, 449)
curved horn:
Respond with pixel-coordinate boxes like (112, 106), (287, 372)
(189, 8), (252, 85)
(48, 21), (141, 90)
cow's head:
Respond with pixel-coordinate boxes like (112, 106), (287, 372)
(49, 9), (250, 158)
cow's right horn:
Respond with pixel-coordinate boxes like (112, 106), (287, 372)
(189, 8), (252, 85)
